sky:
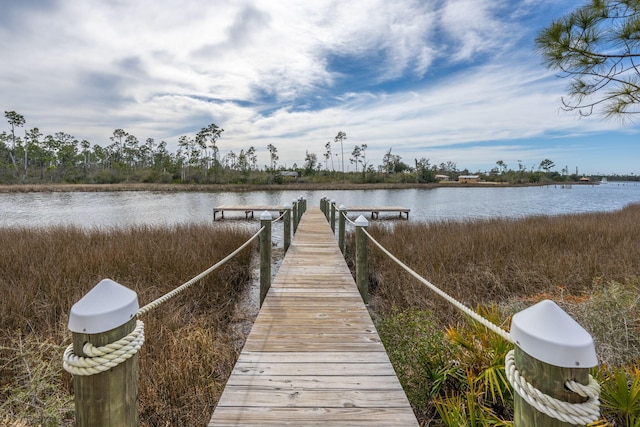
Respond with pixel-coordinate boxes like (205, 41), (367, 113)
(1, 0), (639, 176)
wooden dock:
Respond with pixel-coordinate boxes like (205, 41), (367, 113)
(214, 205), (411, 220)
(344, 206), (410, 219)
(209, 208), (418, 426)
(213, 206), (284, 221)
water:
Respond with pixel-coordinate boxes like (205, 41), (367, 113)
(1, 183), (639, 228)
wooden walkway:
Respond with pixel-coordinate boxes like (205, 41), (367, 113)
(209, 208), (418, 426)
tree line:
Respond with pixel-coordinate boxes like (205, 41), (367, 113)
(1, 111), (633, 185)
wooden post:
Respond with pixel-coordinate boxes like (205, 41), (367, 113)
(68, 279), (140, 427)
(330, 199), (336, 233)
(298, 196), (304, 222)
(283, 203), (292, 252)
(323, 196), (330, 220)
(292, 199), (298, 234)
(338, 204), (346, 253)
(319, 197), (325, 215)
(355, 215), (369, 304)
(510, 300), (598, 426)
(259, 211), (272, 307)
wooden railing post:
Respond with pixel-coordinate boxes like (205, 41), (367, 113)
(68, 279), (140, 427)
(338, 204), (346, 253)
(355, 215), (369, 304)
(323, 196), (330, 220)
(260, 211), (272, 307)
(298, 196), (304, 222)
(319, 197), (325, 215)
(292, 199), (299, 234)
(330, 199), (336, 233)
(283, 203), (292, 252)
(510, 300), (598, 426)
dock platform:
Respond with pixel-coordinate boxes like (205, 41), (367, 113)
(344, 206), (410, 219)
(213, 206), (284, 221)
(208, 208), (418, 426)
(214, 205), (410, 220)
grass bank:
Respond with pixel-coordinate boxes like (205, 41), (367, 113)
(0, 181), (550, 193)
(0, 224), (254, 426)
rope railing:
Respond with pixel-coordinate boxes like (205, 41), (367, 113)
(359, 226), (600, 425)
(64, 199), (307, 426)
(271, 211), (287, 222)
(63, 226), (264, 377)
(338, 207), (358, 226)
(138, 226), (264, 316)
(361, 227), (512, 342)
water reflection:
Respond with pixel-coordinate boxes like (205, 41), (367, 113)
(1, 183), (639, 229)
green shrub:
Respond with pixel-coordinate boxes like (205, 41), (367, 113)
(377, 308), (461, 419)
(596, 364), (640, 426)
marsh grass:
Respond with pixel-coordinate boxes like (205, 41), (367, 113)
(3, 203), (640, 425)
(0, 223), (254, 426)
(363, 204), (640, 425)
(366, 204), (640, 327)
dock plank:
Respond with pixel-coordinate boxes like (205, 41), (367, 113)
(209, 207), (418, 426)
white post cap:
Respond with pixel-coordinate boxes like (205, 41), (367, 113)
(354, 215), (369, 227)
(68, 279), (139, 334)
(339, 204), (347, 210)
(510, 299), (597, 368)
(284, 203), (292, 209)
(260, 210), (273, 220)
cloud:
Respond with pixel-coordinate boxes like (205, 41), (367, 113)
(1, 0), (637, 175)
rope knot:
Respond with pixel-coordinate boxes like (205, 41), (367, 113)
(505, 349), (600, 425)
(63, 320), (145, 376)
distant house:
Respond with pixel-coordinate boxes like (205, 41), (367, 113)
(458, 175), (480, 183)
(579, 176), (590, 183)
(280, 171), (301, 178)
(435, 174), (450, 181)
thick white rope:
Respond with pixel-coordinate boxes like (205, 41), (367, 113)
(137, 226), (263, 316)
(63, 227), (263, 376)
(361, 228), (601, 424)
(340, 210), (358, 227)
(361, 228), (513, 342)
(271, 211), (286, 222)
(63, 320), (145, 376)
(505, 350), (601, 425)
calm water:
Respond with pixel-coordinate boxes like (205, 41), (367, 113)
(1, 183), (639, 228)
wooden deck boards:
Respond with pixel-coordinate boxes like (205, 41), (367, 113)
(209, 207), (418, 426)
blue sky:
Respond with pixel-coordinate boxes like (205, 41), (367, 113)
(1, 0), (638, 175)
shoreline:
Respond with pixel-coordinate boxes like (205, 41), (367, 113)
(0, 181), (594, 193)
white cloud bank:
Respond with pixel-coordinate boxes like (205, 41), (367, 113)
(1, 0), (637, 174)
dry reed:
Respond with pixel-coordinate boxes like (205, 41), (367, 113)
(367, 204), (640, 309)
(364, 204), (640, 365)
(0, 223), (255, 426)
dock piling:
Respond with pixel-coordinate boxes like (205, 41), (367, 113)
(259, 211), (272, 306)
